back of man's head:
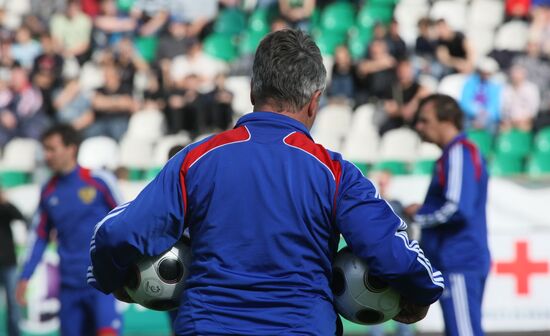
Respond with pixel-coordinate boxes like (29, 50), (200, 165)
(251, 29), (326, 114)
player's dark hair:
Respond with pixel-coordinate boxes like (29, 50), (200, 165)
(417, 94), (464, 130)
(41, 124), (82, 149)
(251, 29), (326, 113)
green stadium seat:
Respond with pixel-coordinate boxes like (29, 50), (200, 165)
(495, 129), (532, 158)
(351, 161), (370, 175)
(357, 5), (394, 28)
(526, 153), (550, 177)
(239, 31), (264, 55)
(124, 304), (171, 334)
(203, 33), (238, 62)
(412, 160), (435, 175)
(134, 36), (158, 63)
(248, 7), (276, 35)
(490, 154), (524, 176)
(214, 8), (247, 36)
(314, 31), (347, 56)
(116, 0), (135, 13)
(144, 167), (162, 181)
(309, 7), (321, 33)
(320, 2), (356, 34)
(348, 26), (373, 59)
(0, 170), (30, 188)
(127, 169), (144, 181)
(534, 127), (550, 154)
(368, 0), (398, 6)
(466, 129), (493, 158)
(372, 160), (409, 175)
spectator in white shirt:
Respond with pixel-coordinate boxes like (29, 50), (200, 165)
(501, 64), (540, 132)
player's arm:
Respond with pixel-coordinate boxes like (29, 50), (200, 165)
(414, 144), (477, 228)
(16, 204), (52, 305)
(88, 150), (188, 294)
(335, 160), (444, 307)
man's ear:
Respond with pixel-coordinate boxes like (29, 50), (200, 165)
(307, 90), (322, 118)
(250, 92), (255, 106)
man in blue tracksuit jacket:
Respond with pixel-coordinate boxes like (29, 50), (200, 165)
(16, 125), (123, 336)
(88, 29), (444, 335)
(407, 94), (491, 336)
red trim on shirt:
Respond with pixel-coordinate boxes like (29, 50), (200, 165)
(79, 167), (117, 210)
(179, 168), (188, 216)
(283, 132), (342, 217)
(36, 212), (49, 239)
(37, 177), (58, 239)
(180, 126), (251, 214)
(438, 140), (482, 187)
(97, 327), (118, 336)
(42, 177), (58, 199)
(459, 139), (482, 180)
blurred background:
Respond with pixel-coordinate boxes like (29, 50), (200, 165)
(0, 0), (549, 335)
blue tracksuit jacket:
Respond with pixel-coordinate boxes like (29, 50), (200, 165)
(89, 112), (444, 335)
(21, 166), (122, 288)
(414, 133), (491, 274)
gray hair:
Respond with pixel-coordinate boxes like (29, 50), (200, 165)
(251, 29), (327, 113)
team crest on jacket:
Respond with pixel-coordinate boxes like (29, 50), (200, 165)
(78, 186), (97, 204)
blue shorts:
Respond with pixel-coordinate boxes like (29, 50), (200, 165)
(59, 286), (122, 336)
(439, 272), (487, 336)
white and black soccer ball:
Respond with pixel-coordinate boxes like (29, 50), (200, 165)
(124, 239), (192, 311)
(332, 247), (401, 325)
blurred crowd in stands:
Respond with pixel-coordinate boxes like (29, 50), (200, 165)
(0, 0), (550, 175)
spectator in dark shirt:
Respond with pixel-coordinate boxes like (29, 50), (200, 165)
(31, 33), (64, 118)
(355, 39), (397, 104)
(385, 19), (407, 61)
(142, 70), (166, 112)
(114, 37), (148, 93)
(327, 45), (355, 103)
(155, 18), (193, 65)
(88, 64), (137, 140)
(414, 17), (445, 79)
(166, 74), (204, 135)
(201, 74), (234, 132)
(0, 188), (25, 336)
(415, 18), (436, 58)
(435, 19), (474, 75)
(380, 59), (430, 135)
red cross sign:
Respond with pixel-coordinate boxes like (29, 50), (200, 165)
(494, 241), (549, 296)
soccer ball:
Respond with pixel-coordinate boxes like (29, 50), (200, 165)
(332, 247), (401, 325)
(124, 239), (192, 311)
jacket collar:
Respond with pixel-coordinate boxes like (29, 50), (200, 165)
(443, 132), (467, 153)
(235, 111), (313, 140)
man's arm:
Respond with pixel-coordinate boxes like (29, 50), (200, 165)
(414, 144), (478, 228)
(19, 205), (52, 281)
(16, 205), (52, 305)
(335, 160), (444, 307)
(89, 150), (188, 294)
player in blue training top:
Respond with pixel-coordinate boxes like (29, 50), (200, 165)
(406, 94), (491, 336)
(88, 29), (444, 336)
(16, 124), (123, 336)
